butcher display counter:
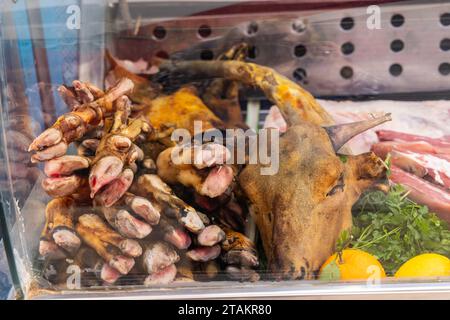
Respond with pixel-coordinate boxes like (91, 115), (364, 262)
(0, 0), (449, 300)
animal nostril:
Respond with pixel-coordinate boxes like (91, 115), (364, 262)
(297, 266), (306, 280)
(312, 269), (320, 279)
(304, 260), (310, 269)
(290, 264), (296, 275)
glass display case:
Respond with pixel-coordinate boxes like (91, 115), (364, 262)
(0, 0), (449, 299)
(0, 239), (13, 300)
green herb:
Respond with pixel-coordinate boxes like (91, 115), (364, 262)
(338, 154), (348, 164)
(348, 185), (450, 275)
(383, 153), (392, 177)
(335, 229), (352, 254)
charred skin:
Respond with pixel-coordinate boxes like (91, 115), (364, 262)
(89, 97), (150, 204)
(105, 50), (160, 107)
(239, 121), (387, 280)
(143, 86), (223, 138)
(202, 43), (248, 129)
(159, 60), (335, 127)
(31, 56), (265, 285)
(71, 246), (122, 286)
(141, 241), (180, 274)
(76, 214), (141, 275)
(122, 192), (161, 225)
(160, 59), (391, 280)
(139, 86), (237, 198)
(134, 174), (205, 234)
(159, 218), (192, 250)
(30, 79), (150, 208)
(32, 52), (392, 283)
(32, 77), (234, 206)
(175, 256), (196, 282)
(95, 192), (160, 239)
(156, 144), (235, 198)
(194, 192), (248, 233)
(42, 254), (121, 288)
(226, 266), (260, 282)
(221, 228), (259, 269)
(41, 154), (92, 199)
(96, 204), (152, 240)
(39, 197), (81, 259)
(42, 175), (89, 199)
(30, 79), (152, 208)
(195, 260), (221, 281)
(44, 155), (90, 177)
(144, 264), (177, 285)
(193, 190), (258, 278)
(186, 245), (221, 262)
(197, 225), (226, 247)
(92, 167), (135, 208)
(57, 85), (82, 110)
(29, 78), (135, 161)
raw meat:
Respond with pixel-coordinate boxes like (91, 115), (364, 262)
(389, 151), (450, 189)
(377, 130), (450, 148)
(390, 166), (450, 223)
(319, 99), (450, 154)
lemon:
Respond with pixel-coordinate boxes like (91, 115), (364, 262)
(319, 249), (386, 281)
(395, 253), (450, 278)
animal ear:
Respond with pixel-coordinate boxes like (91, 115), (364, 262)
(346, 152), (388, 190)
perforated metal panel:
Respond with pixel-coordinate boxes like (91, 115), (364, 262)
(114, 0), (450, 96)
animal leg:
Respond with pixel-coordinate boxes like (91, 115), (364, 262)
(39, 197), (81, 259)
(76, 213), (139, 275)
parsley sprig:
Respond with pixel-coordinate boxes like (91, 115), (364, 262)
(337, 185), (450, 275)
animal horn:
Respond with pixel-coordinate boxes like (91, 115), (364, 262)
(324, 113), (392, 152)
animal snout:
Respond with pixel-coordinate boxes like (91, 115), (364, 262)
(275, 259), (312, 280)
(294, 259), (313, 280)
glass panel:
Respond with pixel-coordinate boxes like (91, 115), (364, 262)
(0, 0), (449, 299)
(0, 240), (12, 299)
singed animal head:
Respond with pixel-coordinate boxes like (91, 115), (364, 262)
(239, 116), (389, 280)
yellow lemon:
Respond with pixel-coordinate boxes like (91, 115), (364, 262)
(319, 249), (386, 281)
(395, 253), (450, 278)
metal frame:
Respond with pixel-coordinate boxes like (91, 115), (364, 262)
(33, 279), (450, 300)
